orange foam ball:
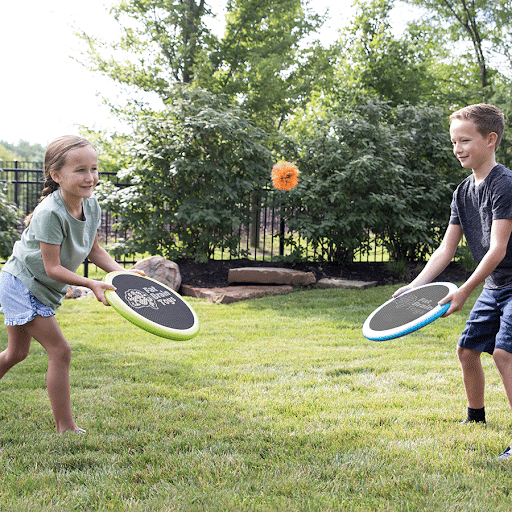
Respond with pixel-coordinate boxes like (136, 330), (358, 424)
(271, 161), (299, 191)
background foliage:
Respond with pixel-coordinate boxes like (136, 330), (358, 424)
(284, 101), (462, 263)
(0, 186), (20, 260)
(5, 0), (512, 264)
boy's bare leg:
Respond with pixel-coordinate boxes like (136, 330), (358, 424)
(493, 349), (512, 415)
(457, 346), (485, 409)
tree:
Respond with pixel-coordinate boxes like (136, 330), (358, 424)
(283, 101), (462, 263)
(78, 0), (216, 97)
(204, 0), (328, 130)
(328, 0), (464, 107)
(402, 0), (512, 95)
(0, 141), (45, 163)
(0, 185), (20, 260)
(0, 144), (18, 163)
(78, 0), (329, 132)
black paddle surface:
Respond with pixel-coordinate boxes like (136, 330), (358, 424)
(104, 271), (199, 340)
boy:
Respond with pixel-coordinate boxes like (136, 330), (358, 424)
(393, 104), (512, 459)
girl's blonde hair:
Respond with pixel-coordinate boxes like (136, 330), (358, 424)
(25, 135), (97, 226)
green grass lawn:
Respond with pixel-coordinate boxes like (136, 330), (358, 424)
(1, 284), (512, 511)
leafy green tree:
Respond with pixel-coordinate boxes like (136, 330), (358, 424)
(0, 144), (18, 163)
(205, 0), (328, 130)
(79, 0), (216, 97)
(96, 87), (273, 262)
(403, 0), (512, 94)
(78, 0), (329, 132)
(0, 140), (45, 163)
(328, 0), (461, 107)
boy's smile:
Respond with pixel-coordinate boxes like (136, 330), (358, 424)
(450, 118), (497, 178)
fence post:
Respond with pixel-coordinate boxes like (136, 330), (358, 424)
(13, 160), (19, 205)
(279, 215), (285, 256)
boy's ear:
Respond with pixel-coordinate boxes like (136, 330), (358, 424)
(488, 132), (498, 148)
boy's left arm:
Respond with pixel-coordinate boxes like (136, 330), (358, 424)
(441, 218), (512, 316)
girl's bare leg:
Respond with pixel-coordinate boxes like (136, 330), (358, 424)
(0, 324), (31, 379)
(7, 316), (80, 433)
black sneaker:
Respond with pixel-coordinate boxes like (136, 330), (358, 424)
(498, 447), (511, 460)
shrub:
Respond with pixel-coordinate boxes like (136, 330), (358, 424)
(284, 101), (463, 263)
(96, 87), (273, 262)
(0, 185), (20, 260)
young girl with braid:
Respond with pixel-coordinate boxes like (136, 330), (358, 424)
(0, 135), (128, 434)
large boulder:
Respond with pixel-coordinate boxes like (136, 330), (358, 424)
(130, 256), (182, 291)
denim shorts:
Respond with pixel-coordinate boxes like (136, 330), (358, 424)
(0, 271), (55, 326)
(458, 287), (512, 355)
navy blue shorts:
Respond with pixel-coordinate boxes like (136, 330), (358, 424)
(458, 287), (512, 355)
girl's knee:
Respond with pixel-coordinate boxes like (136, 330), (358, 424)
(48, 341), (72, 366)
(3, 346), (30, 367)
(58, 342), (72, 364)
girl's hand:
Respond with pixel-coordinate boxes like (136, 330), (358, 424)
(88, 280), (116, 306)
(128, 267), (146, 276)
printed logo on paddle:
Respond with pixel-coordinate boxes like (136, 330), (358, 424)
(394, 293), (435, 314)
(124, 286), (177, 310)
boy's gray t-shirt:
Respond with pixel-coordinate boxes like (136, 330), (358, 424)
(2, 189), (101, 309)
(450, 164), (512, 289)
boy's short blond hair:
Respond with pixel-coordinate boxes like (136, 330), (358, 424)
(449, 103), (505, 149)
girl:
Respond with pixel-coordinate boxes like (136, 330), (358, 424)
(0, 135), (127, 433)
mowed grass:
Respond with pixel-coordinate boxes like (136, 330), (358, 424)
(1, 284), (512, 511)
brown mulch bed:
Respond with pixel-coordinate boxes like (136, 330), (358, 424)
(176, 259), (472, 289)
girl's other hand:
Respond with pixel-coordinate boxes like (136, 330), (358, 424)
(89, 280), (116, 306)
(128, 267), (146, 276)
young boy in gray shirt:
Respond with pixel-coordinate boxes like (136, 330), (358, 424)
(394, 104), (512, 459)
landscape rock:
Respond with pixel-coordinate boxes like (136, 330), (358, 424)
(65, 286), (94, 299)
(130, 256), (181, 291)
(181, 285), (295, 304)
(316, 278), (378, 290)
(228, 267), (316, 286)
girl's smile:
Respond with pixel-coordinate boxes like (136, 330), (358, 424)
(51, 145), (99, 215)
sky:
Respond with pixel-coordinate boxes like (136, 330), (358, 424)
(0, 0), (414, 147)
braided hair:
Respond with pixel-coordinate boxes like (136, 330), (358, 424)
(25, 135), (97, 226)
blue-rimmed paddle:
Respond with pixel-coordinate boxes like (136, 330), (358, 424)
(362, 282), (458, 341)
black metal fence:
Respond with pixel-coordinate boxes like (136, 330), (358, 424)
(0, 162), (386, 274)
(0, 162), (136, 275)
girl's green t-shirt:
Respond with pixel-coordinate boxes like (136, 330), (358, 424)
(3, 189), (101, 309)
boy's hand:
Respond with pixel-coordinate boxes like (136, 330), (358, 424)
(439, 288), (470, 317)
(392, 285), (413, 298)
